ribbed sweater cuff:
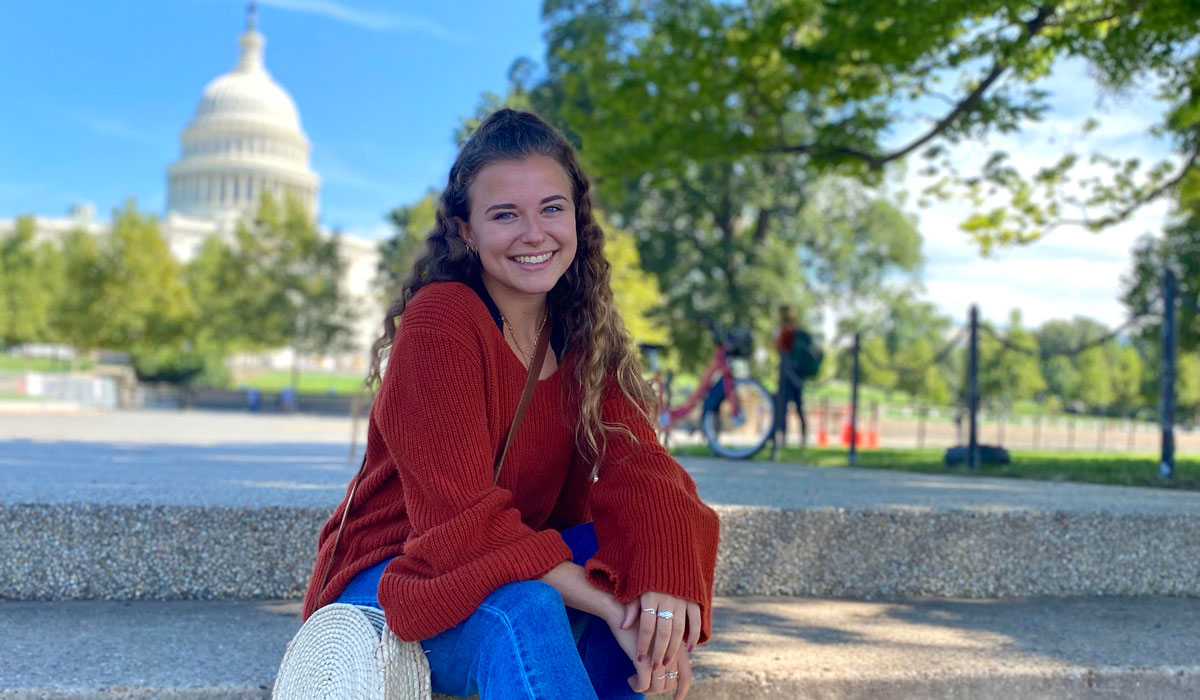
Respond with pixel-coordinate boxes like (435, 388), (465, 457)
(584, 545), (714, 645)
(378, 528), (573, 642)
(582, 468), (719, 644)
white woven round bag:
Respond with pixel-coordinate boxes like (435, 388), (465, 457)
(273, 603), (432, 699)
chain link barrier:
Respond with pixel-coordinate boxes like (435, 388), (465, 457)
(855, 326), (967, 377)
(978, 293), (1162, 359)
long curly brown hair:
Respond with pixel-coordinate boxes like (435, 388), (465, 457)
(365, 109), (655, 477)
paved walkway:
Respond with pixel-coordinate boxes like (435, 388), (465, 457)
(3, 410), (1199, 698)
(2, 596), (1197, 699)
(2, 409), (1198, 514)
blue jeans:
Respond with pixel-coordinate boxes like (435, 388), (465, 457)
(333, 521), (644, 700)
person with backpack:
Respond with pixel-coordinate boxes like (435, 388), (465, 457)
(771, 305), (821, 459)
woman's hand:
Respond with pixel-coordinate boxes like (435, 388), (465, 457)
(607, 592), (700, 696)
(605, 607), (694, 698)
(629, 592), (700, 674)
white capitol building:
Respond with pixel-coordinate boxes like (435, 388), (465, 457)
(1, 9), (384, 374)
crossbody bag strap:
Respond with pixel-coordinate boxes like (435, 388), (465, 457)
(494, 323), (549, 483)
(315, 324), (551, 601)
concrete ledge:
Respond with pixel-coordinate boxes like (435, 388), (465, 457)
(716, 506), (1200, 598)
(2, 597), (1197, 699)
(3, 504), (1200, 601)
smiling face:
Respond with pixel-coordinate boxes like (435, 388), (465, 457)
(457, 155), (578, 306)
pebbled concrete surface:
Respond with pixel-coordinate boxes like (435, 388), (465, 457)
(3, 410), (1200, 601)
(4, 503), (1200, 601)
(1, 596), (1198, 699)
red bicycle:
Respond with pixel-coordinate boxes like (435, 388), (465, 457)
(640, 319), (776, 459)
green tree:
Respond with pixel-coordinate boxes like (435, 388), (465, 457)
(1178, 352), (1200, 423)
(180, 193), (359, 387)
(893, 337), (951, 404)
(979, 310), (1046, 408)
(797, 180), (924, 314)
(485, 2), (977, 367)
(1036, 316), (1115, 409)
(835, 289), (956, 402)
(51, 201), (193, 361)
(615, 168), (920, 367)
(454, 59), (538, 147)
(835, 332), (897, 392)
(1129, 336), (1200, 423)
(600, 212), (668, 345)
(1110, 344), (1144, 416)
(251, 194), (359, 388)
(532, 0), (1200, 252)
(1043, 355), (1082, 409)
(1077, 346), (1115, 411)
(52, 228), (106, 354)
(377, 190), (439, 298)
(184, 234), (259, 353)
(0, 215), (63, 347)
(607, 154), (817, 366)
(1123, 171), (1200, 353)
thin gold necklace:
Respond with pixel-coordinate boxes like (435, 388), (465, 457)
(500, 310), (547, 366)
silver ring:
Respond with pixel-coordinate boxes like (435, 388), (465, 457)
(642, 607), (657, 613)
(666, 670), (679, 679)
(655, 674), (667, 680)
(657, 609), (674, 619)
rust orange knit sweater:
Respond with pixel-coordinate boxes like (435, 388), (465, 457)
(300, 281), (721, 644)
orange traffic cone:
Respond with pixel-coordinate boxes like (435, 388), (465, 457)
(817, 401), (831, 446)
(867, 407), (879, 448)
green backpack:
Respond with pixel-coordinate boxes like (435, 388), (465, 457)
(788, 330), (823, 380)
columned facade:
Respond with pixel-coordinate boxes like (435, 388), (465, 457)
(0, 8), (383, 371)
(166, 18), (319, 219)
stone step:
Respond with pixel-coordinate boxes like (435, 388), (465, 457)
(3, 437), (1199, 601)
(3, 498), (1199, 602)
(1, 596), (1197, 699)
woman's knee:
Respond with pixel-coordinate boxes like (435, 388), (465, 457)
(483, 579), (566, 619)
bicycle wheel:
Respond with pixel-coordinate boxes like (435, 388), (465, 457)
(700, 377), (775, 459)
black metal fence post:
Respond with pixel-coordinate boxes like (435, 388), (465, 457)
(849, 332), (861, 467)
(1160, 268), (1177, 481)
(968, 305), (980, 470)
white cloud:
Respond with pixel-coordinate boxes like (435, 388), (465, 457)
(898, 57), (1181, 332)
(345, 219), (393, 241)
(313, 148), (399, 197)
(75, 115), (163, 147)
(257, 0), (463, 43)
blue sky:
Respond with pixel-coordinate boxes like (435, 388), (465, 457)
(0, 0), (544, 237)
(0, 1), (1179, 331)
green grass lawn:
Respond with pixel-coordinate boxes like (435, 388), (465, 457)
(233, 370), (370, 395)
(0, 355), (94, 372)
(669, 444), (1200, 490)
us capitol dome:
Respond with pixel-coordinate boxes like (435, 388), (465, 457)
(0, 5), (383, 372)
(166, 10), (319, 221)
